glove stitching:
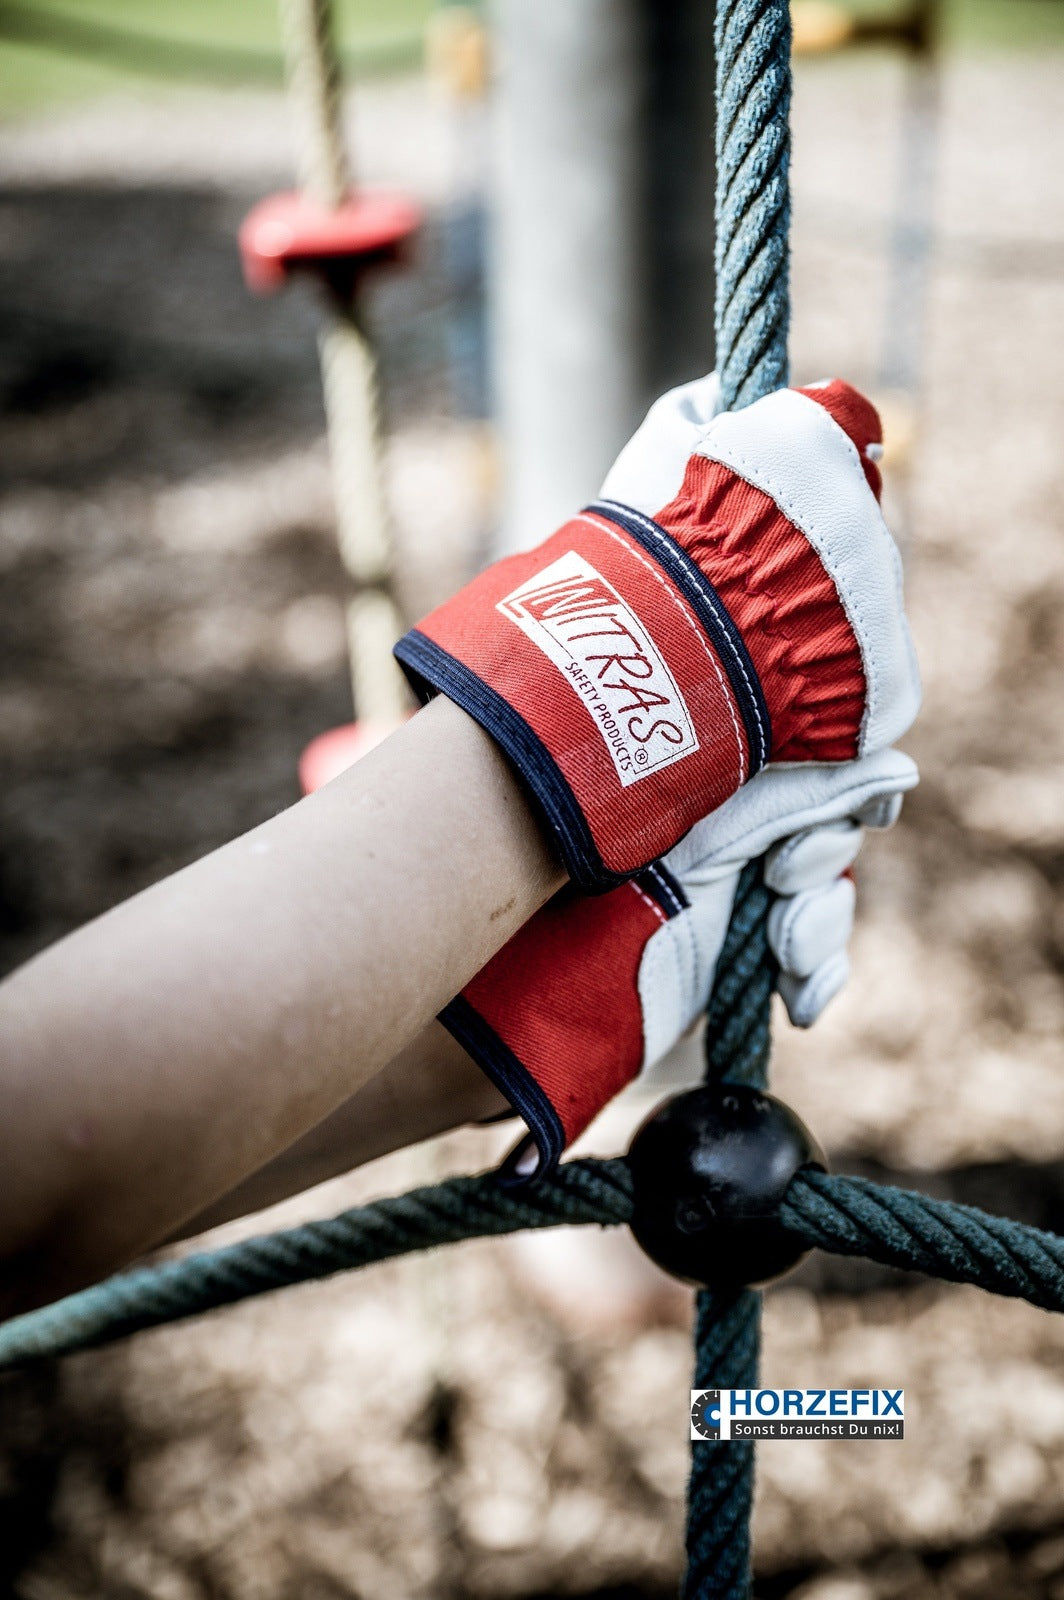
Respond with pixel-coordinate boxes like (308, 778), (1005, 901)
(771, 831), (814, 882)
(699, 395), (889, 746)
(798, 955), (846, 1022)
(718, 436), (881, 743)
(629, 881), (669, 927)
(644, 864), (687, 917)
(683, 906), (705, 1014)
(593, 497), (769, 762)
(772, 835), (801, 874)
(577, 512), (747, 783)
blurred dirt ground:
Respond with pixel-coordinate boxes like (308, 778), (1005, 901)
(2, 47), (1064, 1600)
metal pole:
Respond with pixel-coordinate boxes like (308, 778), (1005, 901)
(489, 0), (716, 557)
(488, 0), (645, 555)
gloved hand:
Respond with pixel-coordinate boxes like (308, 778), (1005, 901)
(396, 373), (920, 892)
(441, 747), (917, 1178)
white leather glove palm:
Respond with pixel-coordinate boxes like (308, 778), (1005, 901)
(639, 747), (918, 1064)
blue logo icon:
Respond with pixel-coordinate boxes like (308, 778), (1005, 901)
(691, 1389), (721, 1441)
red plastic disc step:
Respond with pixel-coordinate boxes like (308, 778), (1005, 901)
(240, 190), (422, 294)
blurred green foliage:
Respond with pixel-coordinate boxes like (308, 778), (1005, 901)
(848, 0), (1064, 46)
(0, 0), (435, 117)
(0, 0), (1060, 121)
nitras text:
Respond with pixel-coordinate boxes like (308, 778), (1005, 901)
(497, 550), (699, 787)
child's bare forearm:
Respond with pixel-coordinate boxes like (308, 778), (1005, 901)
(0, 698), (562, 1314)
(171, 1022), (508, 1240)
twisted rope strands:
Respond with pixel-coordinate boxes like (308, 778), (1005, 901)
(278, 0), (408, 723)
(0, 1160), (633, 1370)
(689, 866), (775, 1595)
(278, 0), (348, 207)
(7, 1162), (1064, 1374)
(714, 0), (792, 412)
(703, 861), (778, 1088)
(686, 5), (794, 1588)
(781, 1170), (1064, 1313)
(688, 868), (774, 1600)
(683, 1290), (760, 1600)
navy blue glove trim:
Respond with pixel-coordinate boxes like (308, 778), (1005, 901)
(439, 994), (566, 1182)
(588, 498), (771, 773)
(395, 628), (630, 894)
(637, 862), (689, 918)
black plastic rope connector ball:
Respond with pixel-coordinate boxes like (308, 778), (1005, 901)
(628, 1084), (826, 1288)
(1, 2), (1059, 1599)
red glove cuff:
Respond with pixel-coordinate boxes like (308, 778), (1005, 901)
(397, 503), (770, 889)
(439, 865), (687, 1176)
(396, 383), (875, 890)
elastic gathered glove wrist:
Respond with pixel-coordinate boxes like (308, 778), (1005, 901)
(396, 377), (920, 891)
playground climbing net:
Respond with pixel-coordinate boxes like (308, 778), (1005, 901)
(4, 873), (1064, 1597)
(4, 5), (1064, 1599)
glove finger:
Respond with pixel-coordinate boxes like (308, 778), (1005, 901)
(672, 748), (918, 878)
(768, 876), (856, 979)
(777, 950), (850, 1028)
(764, 820), (863, 895)
(854, 790), (904, 830)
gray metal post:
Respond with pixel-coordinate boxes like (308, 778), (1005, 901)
(489, 0), (645, 555)
(489, 0), (715, 557)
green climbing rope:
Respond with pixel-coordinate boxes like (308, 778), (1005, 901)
(1, 5), (1058, 1600)
(5, 1165), (1064, 1371)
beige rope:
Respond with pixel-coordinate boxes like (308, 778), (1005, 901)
(278, 0), (409, 724)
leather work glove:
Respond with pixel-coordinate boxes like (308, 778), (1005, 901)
(396, 372), (920, 892)
(441, 747), (917, 1177)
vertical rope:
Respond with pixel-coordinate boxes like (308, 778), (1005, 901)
(702, 861), (777, 1090)
(684, 1290), (761, 1599)
(278, 0), (349, 205)
(277, 0), (409, 725)
(684, 4), (792, 1594)
(714, 0), (792, 412)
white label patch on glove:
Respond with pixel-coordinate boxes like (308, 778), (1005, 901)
(498, 551), (699, 785)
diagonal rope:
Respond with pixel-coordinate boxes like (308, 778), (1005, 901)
(0, 1160), (633, 1370)
(780, 1170), (1064, 1312)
